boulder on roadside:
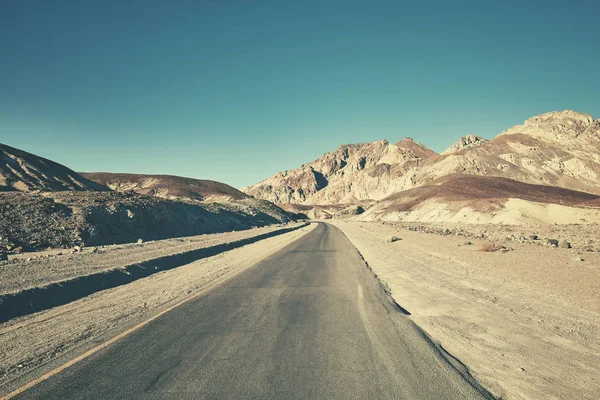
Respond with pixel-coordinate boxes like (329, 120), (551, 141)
(137, 238), (144, 244)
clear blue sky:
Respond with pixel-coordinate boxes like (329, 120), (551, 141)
(2, 1), (599, 188)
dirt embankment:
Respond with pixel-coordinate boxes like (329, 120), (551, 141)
(0, 191), (297, 252)
(332, 220), (600, 400)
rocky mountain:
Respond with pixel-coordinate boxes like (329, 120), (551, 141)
(0, 143), (109, 192)
(244, 138), (437, 204)
(245, 110), (600, 207)
(82, 172), (249, 202)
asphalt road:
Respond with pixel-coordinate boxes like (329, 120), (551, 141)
(17, 223), (492, 399)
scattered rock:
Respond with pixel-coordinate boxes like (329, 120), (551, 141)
(559, 240), (571, 249)
(572, 257), (584, 262)
(137, 238), (144, 244)
(442, 228), (451, 235)
(529, 235), (538, 240)
(582, 246), (595, 252)
(463, 241), (472, 246)
(545, 239), (559, 247)
(13, 246), (23, 254)
(386, 236), (401, 243)
(73, 245), (82, 252)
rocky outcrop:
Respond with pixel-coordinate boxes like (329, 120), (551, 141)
(442, 135), (489, 155)
(500, 110), (598, 140)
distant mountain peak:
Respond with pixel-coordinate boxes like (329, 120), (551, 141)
(526, 110), (594, 125)
(500, 110), (598, 140)
(395, 137), (437, 159)
(441, 134), (489, 155)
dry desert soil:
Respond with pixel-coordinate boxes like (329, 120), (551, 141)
(331, 220), (600, 400)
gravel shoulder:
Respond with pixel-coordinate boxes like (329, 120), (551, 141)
(330, 220), (600, 400)
(0, 223), (316, 389)
(1, 224), (297, 296)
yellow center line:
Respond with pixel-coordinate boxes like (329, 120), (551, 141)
(2, 253), (268, 398)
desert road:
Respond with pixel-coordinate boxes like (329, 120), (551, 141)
(14, 223), (492, 399)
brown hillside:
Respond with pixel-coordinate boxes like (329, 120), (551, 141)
(82, 172), (249, 202)
(383, 175), (600, 212)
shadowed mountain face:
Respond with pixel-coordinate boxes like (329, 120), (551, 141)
(244, 110), (600, 207)
(0, 144), (109, 192)
(82, 172), (249, 202)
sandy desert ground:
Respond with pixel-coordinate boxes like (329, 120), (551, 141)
(331, 220), (600, 400)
